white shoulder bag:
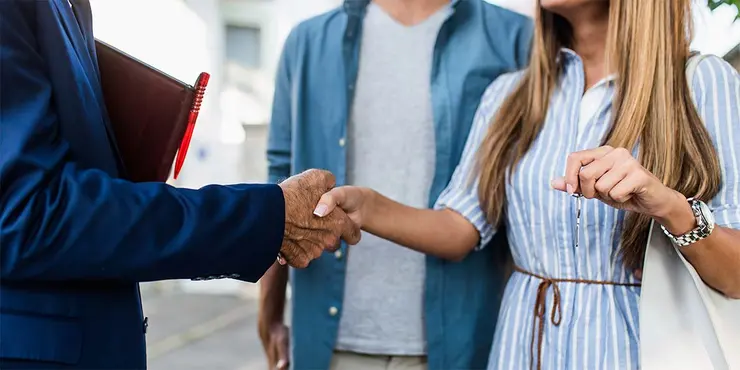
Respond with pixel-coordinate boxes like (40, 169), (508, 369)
(639, 54), (740, 370)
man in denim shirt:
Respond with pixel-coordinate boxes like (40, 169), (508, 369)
(260, 1), (531, 369)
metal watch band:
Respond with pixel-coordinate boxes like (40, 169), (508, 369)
(660, 224), (711, 247)
(659, 198), (714, 248)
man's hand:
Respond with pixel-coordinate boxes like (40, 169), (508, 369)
(278, 170), (361, 268)
(258, 263), (290, 370)
(259, 321), (290, 370)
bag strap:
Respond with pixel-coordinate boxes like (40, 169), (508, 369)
(686, 52), (709, 87)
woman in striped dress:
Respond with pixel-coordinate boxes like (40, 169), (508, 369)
(314, 0), (740, 368)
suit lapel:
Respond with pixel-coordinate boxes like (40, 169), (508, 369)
(70, 0), (102, 77)
(52, 0), (96, 75)
(67, 0), (108, 119)
(54, 0), (127, 176)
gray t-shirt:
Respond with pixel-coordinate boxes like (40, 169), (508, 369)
(336, 2), (450, 356)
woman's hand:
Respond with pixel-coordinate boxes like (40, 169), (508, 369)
(313, 186), (373, 228)
(551, 146), (692, 227)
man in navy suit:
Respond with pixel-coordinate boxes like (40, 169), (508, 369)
(0, 1), (360, 368)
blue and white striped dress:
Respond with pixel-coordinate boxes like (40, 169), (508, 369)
(435, 49), (740, 370)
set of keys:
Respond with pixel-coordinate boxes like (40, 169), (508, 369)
(571, 192), (583, 248)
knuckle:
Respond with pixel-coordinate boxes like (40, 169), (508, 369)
(614, 147), (630, 156)
(323, 234), (337, 248)
(594, 183), (608, 194)
(315, 169), (335, 184)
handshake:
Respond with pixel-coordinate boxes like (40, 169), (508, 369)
(277, 169), (365, 268)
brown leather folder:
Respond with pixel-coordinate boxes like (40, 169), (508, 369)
(95, 39), (209, 183)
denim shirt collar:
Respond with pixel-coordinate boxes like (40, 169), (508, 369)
(343, 0), (461, 17)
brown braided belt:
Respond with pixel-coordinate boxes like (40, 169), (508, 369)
(512, 265), (642, 370)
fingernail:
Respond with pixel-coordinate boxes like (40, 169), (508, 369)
(276, 360), (287, 369)
(566, 184), (575, 195)
(313, 204), (328, 217)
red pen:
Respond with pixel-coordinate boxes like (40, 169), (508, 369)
(174, 72), (210, 180)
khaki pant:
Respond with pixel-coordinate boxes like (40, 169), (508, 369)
(329, 351), (428, 370)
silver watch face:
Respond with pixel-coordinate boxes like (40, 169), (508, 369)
(697, 200), (715, 230)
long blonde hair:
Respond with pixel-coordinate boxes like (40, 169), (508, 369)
(476, 0), (721, 268)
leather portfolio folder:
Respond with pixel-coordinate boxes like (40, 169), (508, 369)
(95, 39), (209, 182)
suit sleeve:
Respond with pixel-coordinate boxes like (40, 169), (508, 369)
(266, 27), (299, 184)
(0, 2), (283, 283)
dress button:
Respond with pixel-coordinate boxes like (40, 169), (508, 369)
(328, 306), (339, 316)
(143, 317), (149, 334)
(334, 250), (343, 259)
(338, 138), (346, 147)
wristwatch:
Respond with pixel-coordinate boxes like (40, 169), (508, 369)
(660, 198), (715, 248)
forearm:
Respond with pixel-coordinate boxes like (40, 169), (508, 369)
(0, 164), (284, 282)
(657, 199), (740, 298)
(258, 263), (288, 327)
(363, 189), (480, 261)
(682, 228), (740, 298)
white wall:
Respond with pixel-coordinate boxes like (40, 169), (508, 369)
(692, 2), (740, 56)
(275, 0), (342, 52)
(488, 0), (535, 17)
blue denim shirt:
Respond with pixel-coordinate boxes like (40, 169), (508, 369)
(266, 1), (532, 369)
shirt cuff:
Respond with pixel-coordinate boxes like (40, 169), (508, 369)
(434, 193), (496, 250)
(712, 204), (740, 230)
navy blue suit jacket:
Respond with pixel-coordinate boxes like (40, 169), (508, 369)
(0, 1), (284, 368)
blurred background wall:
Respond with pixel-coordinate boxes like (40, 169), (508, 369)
(88, 1), (739, 368)
(92, 0), (342, 295)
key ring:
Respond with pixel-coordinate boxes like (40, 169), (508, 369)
(572, 192), (583, 248)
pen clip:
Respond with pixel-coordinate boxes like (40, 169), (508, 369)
(174, 72), (210, 180)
